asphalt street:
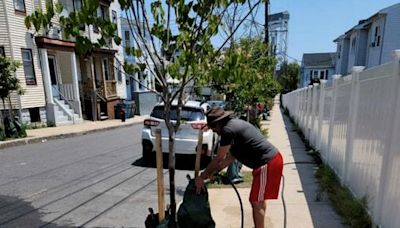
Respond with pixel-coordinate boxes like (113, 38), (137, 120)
(0, 125), (192, 228)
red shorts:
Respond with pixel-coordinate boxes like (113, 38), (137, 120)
(249, 152), (283, 202)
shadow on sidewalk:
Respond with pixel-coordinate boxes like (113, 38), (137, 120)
(280, 109), (342, 227)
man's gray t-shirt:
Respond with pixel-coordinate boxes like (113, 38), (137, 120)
(220, 118), (278, 169)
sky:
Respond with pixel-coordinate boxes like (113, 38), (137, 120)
(264, 0), (400, 63)
(140, 1), (400, 63)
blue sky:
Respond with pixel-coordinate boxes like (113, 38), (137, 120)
(265, 0), (400, 63)
(142, 1), (400, 63)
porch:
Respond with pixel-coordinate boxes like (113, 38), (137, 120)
(78, 49), (121, 121)
(36, 37), (83, 126)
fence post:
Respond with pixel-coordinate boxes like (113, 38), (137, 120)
(305, 86), (313, 139)
(374, 50), (400, 226)
(343, 66), (364, 184)
(310, 83), (318, 145)
(326, 74), (341, 163)
(316, 80), (327, 151)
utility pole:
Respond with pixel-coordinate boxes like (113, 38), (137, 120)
(264, 0), (269, 45)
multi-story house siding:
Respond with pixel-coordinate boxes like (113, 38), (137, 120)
(334, 3), (400, 75)
(0, 0), (47, 124)
(0, 0), (125, 125)
(299, 53), (336, 88)
(120, 18), (157, 115)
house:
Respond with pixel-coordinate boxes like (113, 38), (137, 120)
(299, 53), (336, 88)
(0, 0), (52, 125)
(334, 3), (400, 75)
(57, 0), (126, 121)
(120, 17), (158, 115)
(0, 0), (126, 126)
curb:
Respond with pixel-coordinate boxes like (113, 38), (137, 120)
(0, 121), (141, 150)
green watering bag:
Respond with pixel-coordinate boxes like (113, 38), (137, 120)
(177, 179), (215, 228)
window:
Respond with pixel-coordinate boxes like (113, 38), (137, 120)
(309, 70), (313, 81)
(72, 0), (85, 30)
(72, 0), (82, 11)
(112, 10), (118, 36)
(117, 61), (122, 81)
(151, 106), (204, 121)
(313, 70), (319, 78)
(124, 31), (130, 48)
(29, 108), (41, 122)
(94, 5), (109, 33)
(103, 58), (111, 80)
(325, 70), (329, 80)
(14, 0), (26, 12)
(21, 49), (36, 85)
(320, 70), (325, 80)
(338, 44), (341, 59)
(373, 25), (381, 47)
(0, 46), (5, 57)
(100, 5), (109, 20)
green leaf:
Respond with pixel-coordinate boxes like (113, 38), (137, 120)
(55, 2), (63, 14)
(24, 16), (31, 30)
(134, 49), (143, 58)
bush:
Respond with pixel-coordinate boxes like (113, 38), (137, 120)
(0, 128), (6, 141)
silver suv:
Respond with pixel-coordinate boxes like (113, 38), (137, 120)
(141, 101), (217, 165)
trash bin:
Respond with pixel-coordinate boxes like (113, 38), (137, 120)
(115, 101), (135, 120)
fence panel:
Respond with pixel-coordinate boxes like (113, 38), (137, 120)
(347, 63), (394, 215)
(281, 50), (400, 228)
(329, 77), (351, 179)
(320, 86), (333, 161)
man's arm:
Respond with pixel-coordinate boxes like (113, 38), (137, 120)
(195, 145), (234, 193)
(200, 145), (231, 179)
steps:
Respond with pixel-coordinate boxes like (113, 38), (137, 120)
(54, 98), (83, 126)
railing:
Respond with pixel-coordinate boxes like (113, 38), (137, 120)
(281, 50), (400, 228)
(53, 86), (77, 124)
(105, 80), (117, 98)
(59, 84), (75, 101)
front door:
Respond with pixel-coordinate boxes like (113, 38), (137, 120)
(48, 55), (59, 97)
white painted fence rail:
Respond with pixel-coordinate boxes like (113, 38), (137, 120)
(282, 50), (400, 228)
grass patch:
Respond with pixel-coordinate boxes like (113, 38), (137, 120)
(316, 165), (372, 227)
(206, 171), (253, 188)
(282, 107), (372, 227)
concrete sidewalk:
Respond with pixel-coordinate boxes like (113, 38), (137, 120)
(0, 115), (148, 150)
(208, 96), (344, 228)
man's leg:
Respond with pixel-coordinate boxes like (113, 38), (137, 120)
(251, 201), (266, 228)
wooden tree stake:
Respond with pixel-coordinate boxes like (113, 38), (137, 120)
(155, 129), (165, 222)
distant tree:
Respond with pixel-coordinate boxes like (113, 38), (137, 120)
(0, 56), (24, 123)
(211, 37), (281, 124)
(277, 61), (300, 94)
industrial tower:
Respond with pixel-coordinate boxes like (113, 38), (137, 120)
(269, 11), (289, 71)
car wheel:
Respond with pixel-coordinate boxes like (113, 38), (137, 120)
(142, 149), (152, 165)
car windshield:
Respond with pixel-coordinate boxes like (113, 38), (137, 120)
(150, 106), (204, 121)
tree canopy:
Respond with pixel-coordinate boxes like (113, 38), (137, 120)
(210, 37), (281, 113)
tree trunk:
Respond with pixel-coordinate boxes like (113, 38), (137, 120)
(168, 126), (176, 227)
(0, 98), (4, 128)
(8, 96), (13, 120)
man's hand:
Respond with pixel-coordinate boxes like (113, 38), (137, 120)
(195, 175), (205, 194)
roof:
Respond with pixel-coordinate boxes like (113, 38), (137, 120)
(334, 3), (400, 41)
(302, 53), (336, 68)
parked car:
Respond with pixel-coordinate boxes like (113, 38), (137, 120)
(141, 101), (218, 165)
(207, 100), (225, 109)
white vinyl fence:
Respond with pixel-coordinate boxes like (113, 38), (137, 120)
(282, 50), (400, 228)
